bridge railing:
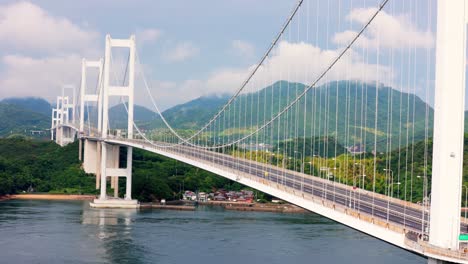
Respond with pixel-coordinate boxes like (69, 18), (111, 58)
(404, 231), (468, 262)
(115, 137), (425, 231)
(98, 136), (468, 262)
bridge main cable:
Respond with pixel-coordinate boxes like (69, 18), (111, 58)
(135, 0), (391, 150)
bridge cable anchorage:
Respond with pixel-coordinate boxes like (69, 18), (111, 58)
(131, 0), (390, 150)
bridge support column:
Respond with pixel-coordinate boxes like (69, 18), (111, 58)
(96, 143), (101, 189)
(125, 147), (133, 200)
(78, 139), (82, 161)
(90, 143), (138, 208)
(429, 0), (466, 253)
(82, 139), (102, 190)
(60, 126), (75, 146)
(98, 142), (108, 200)
(83, 139), (98, 174)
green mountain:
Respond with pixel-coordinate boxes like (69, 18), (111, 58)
(0, 102), (50, 136)
(2, 97), (52, 116)
(151, 95), (230, 129)
(151, 81), (434, 151)
(108, 104), (158, 129)
(81, 103), (157, 130)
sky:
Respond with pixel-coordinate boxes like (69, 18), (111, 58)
(0, 0), (439, 110)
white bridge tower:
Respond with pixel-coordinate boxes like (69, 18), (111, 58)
(90, 34), (138, 208)
(428, 0), (467, 263)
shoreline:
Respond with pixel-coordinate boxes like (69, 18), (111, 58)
(0, 194), (12, 201)
(199, 201), (307, 213)
(1, 194), (306, 214)
(1, 194), (96, 201)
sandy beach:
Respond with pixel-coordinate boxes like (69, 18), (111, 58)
(6, 194), (96, 201)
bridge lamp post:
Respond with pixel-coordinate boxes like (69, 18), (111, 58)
(332, 158), (341, 184)
(352, 175), (359, 209)
(351, 174), (365, 209)
(294, 151), (304, 192)
(312, 154), (319, 177)
(302, 161), (312, 190)
(385, 182), (401, 223)
(320, 167), (333, 181)
(383, 168), (394, 196)
(417, 175), (429, 236)
(354, 163), (366, 190)
(389, 182), (401, 198)
(294, 151), (304, 174)
(265, 152), (274, 165)
(416, 175), (429, 207)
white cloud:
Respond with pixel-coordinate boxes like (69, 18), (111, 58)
(0, 1), (99, 55)
(0, 2), (102, 102)
(202, 41), (391, 94)
(147, 40), (393, 109)
(333, 8), (434, 50)
(164, 42), (199, 62)
(231, 40), (255, 58)
(0, 54), (81, 100)
(136, 28), (162, 45)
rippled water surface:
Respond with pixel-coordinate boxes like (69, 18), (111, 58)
(0, 200), (424, 264)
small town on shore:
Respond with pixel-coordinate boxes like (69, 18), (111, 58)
(0, 188), (307, 213)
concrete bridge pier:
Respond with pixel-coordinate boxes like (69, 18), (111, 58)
(55, 126), (75, 147)
(78, 138), (82, 161)
(55, 126), (62, 145)
(83, 139), (100, 188)
(90, 143), (138, 208)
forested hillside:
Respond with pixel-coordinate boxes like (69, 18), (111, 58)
(0, 103), (49, 136)
(150, 81), (433, 151)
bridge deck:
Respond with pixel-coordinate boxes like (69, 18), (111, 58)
(77, 135), (468, 263)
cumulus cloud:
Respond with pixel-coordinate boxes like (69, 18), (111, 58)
(136, 28), (162, 45)
(0, 1), (98, 55)
(0, 54), (81, 99)
(333, 8), (434, 50)
(147, 40), (392, 109)
(231, 40), (255, 58)
(164, 42), (199, 62)
(0, 1), (102, 101)
(202, 41), (391, 94)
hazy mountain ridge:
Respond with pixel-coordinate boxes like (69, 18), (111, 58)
(150, 80), (436, 151)
(1, 97), (52, 117)
(4, 81), (468, 149)
(0, 102), (50, 136)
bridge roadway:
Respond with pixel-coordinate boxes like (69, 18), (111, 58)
(76, 134), (468, 262)
(95, 136), (468, 235)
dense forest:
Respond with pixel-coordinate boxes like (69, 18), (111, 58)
(0, 137), (246, 202)
(0, 137), (93, 195)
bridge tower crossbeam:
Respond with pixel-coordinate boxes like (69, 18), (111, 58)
(79, 58), (103, 134)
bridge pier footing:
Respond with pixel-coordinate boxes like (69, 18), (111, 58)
(90, 143), (139, 209)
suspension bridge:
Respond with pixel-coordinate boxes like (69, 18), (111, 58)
(50, 0), (468, 263)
